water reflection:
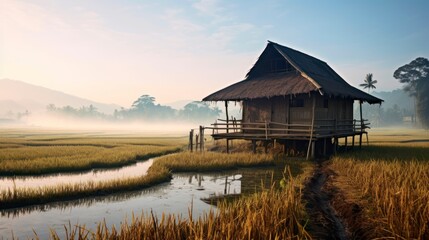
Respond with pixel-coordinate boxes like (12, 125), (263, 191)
(0, 158), (303, 239)
(0, 159), (154, 191)
(0, 172), (243, 239)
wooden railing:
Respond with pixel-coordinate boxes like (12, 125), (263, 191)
(205, 119), (370, 139)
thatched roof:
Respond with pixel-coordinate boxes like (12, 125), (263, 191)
(203, 41), (383, 104)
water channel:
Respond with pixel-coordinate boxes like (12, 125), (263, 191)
(0, 157), (294, 239)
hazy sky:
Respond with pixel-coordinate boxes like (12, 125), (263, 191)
(1, 0), (429, 107)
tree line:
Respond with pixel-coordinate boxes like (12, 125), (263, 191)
(46, 95), (221, 123)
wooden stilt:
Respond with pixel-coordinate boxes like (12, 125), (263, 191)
(306, 97), (316, 160)
(359, 100), (363, 149)
(359, 134), (362, 148)
(345, 136), (348, 151)
(195, 134), (199, 151)
(334, 137), (338, 154)
(352, 135), (355, 149)
(311, 141), (315, 158)
(189, 129), (194, 152)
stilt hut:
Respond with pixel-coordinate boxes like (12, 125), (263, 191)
(202, 41), (383, 158)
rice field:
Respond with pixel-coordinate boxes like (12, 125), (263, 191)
(3, 128), (428, 239)
(152, 151), (275, 172)
(329, 128), (429, 239)
(0, 130), (186, 175)
(0, 141), (291, 209)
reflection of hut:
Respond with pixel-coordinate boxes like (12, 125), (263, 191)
(203, 41), (383, 158)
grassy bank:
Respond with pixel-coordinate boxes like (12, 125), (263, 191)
(51, 165), (313, 240)
(0, 145), (182, 176)
(153, 151), (275, 172)
(0, 152), (284, 210)
(0, 164), (172, 210)
(0, 132), (186, 175)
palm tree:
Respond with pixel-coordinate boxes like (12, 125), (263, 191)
(360, 73), (378, 93)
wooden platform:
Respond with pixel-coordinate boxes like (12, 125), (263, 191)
(189, 119), (370, 159)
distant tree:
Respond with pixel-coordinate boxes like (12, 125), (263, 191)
(129, 94), (175, 120)
(132, 95), (155, 110)
(46, 104), (57, 112)
(394, 57), (429, 128)
(179, 101), (221, 122)
(359, 73), (378, 93)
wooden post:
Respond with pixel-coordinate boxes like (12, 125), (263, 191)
(345, 136), (348, 151)
(225, 101), (229, 153)
(252, 140), (257, 154)
(195, 134), (199, 151)
(199, 126), (204, 152)
(359, 100), (363, 149)
(189, 129), (194, 152)
(306, 97), (316, 160)
(334, 137), (338, 154)
(224, 176), (228, 194)
(265, 120), (268, 140)
(311, 141), (315, 158)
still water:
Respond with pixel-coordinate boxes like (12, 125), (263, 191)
(0, 158), (288, 239)
(0, 159), (154, 191)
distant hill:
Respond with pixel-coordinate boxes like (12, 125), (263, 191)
(0, 79), (122, 115)
(372, 89), (414, 110)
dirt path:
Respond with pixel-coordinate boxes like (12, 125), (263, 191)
(303, 162), (348, 239)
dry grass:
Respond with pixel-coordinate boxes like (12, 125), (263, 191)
(330, 129), (429, 239)
(153, 151), (275, 172)
(0, 145), (181, 175)
(0, 132), (186, 175)
(0, 164), (172, 210)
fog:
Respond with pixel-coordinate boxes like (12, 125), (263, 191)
(6, 113), (200, 135)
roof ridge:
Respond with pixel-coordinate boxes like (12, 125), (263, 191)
(267, 41), (327, 64)
(270, 42), (323, 95)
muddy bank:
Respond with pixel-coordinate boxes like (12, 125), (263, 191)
(303, 162), (347, 239)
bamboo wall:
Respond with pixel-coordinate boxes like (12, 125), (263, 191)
(242, 95), (354, 125)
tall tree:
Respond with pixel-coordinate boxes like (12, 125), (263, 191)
(359, 73), (378, 93)
(394, 57), (429, 128)
(132, 95), (155, 110)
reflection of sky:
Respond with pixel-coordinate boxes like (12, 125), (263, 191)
(0, 159), (154, 191)
(0, 172), (242, 239)
(0, 158), (294, 239)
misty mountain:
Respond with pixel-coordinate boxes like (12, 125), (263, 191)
(0, 79), (121, 115)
